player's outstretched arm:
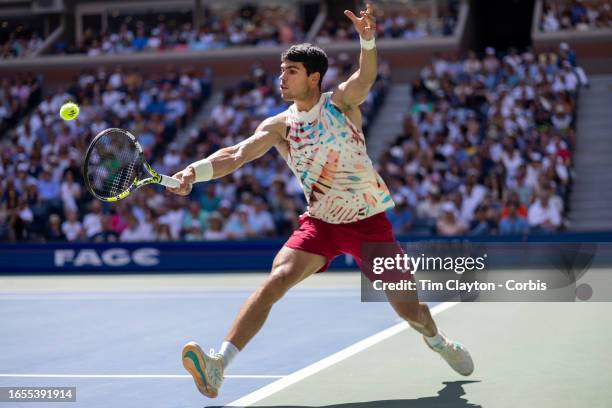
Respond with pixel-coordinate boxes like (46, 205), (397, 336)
(167, 116), (283, 195)
(332, 2), (378, 110)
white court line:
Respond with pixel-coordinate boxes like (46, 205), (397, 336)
(227, 302), (459, 407)
(0, 374), (284, 379)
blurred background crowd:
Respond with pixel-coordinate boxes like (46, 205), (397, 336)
(541, 0), (611, 32)
(0, 52), (389, 242)
(1, 1), (460, 58)
(0, 0), (603, 242)
(380, 43), (586, 237)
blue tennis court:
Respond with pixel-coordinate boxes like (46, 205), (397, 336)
(2, 272), (611, 408)
(0, 272), (412, 407)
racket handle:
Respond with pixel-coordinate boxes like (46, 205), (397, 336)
(159, 174), (181, 189)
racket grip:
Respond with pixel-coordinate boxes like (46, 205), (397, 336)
(159, 174), (181, 189)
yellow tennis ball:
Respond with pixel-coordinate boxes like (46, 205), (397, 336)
(59, 102), (80, 121)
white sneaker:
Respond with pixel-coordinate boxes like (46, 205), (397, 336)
(425, 332), (474, 376)
(182, 341), (224, 398)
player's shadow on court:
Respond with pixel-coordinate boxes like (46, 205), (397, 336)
(213, 380), (481, 408)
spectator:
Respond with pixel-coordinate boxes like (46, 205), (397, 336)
(459, 173), (487, 223)
(249, 198), (275, 236)
(91, 216), (119, 243)
(417, 187), (443, 222)
(182, 201), (208, 241)
(45, 213), (66, 241)
(500, 191), (529, 219)
(437, 202), (467, 236)
(119, 214), (151, 242)
(83, 201), (104, 239)
(203, 212), (229, 241)
(528, 191), (562, 233)
(224, 208), (255, 239)
(211, 93), (236, 128)
(60, 170), (81, 213)
(158, 200), (185, 240)
(469, 205), (498, 235)
(154, 222), (173, 241)
(199, 183), (221, 212)
(499, 203), (529, 235)
(109, 206), (129, 235)
(61, 210), (84, 241)
(12, 197), (34, 241)
(36, 169), (61, 208)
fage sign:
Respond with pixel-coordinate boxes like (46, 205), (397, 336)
(54, 248), (160, 268)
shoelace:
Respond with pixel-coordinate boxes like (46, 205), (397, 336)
(206, 348), (224, 385)
(430, 337), (453, 351)
(437, 340), (465, 361)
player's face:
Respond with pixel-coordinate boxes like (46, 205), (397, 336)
(279, 61), (314, 101)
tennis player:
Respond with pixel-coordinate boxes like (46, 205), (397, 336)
(168, 3), (473, 398)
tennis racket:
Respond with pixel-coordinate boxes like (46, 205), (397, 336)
(83, 128), (180, 202)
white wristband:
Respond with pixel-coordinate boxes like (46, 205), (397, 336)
(188, 158), (213, 183)
(360, 36), (376, 50)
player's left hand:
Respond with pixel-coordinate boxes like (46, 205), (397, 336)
(344, 3), (376, 41)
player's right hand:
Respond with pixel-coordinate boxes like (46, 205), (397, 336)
(167, 166), (195, 196)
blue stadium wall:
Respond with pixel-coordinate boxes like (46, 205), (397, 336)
(2, 232), (612, 274)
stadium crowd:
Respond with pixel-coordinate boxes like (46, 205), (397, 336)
(379, 43), (587, 237)
(0, 74), (42, 136)
(316, 0), (459, 43)
(0, 66), (211, 242)
(1, 17), (46, 59)
(0, 40), (588, 242)
(0, 54), (389, 243)
(47, 1), (459, 56)
(54, 5), (304, 55)
(541, 0), (612, 31)
(1, 31), (44, 59)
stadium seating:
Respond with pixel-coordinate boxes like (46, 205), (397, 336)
(0, 53), (388, 242)
(541, 0), (612, 32)
(0, 17), (46, 58)
(53, 5), (304, 55)
(379, 45), (587, 236)
(0, 66), (211, 242)
(316, 0), (459, 43)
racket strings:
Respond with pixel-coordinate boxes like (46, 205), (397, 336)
(87, 130), (142, 199)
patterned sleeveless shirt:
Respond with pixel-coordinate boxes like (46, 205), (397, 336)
(283, 92), (394, 224)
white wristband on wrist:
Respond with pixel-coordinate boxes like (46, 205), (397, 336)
(189, 158), (213, 183)
(360, 36), (376, 50)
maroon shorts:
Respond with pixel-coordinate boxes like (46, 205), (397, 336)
(284, 212), (410, 282)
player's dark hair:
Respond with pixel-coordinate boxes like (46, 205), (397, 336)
(281, 43), (328, 89)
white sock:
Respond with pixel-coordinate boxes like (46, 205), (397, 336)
(219, 341), (239, 369)
(425, 330), (444, 347)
